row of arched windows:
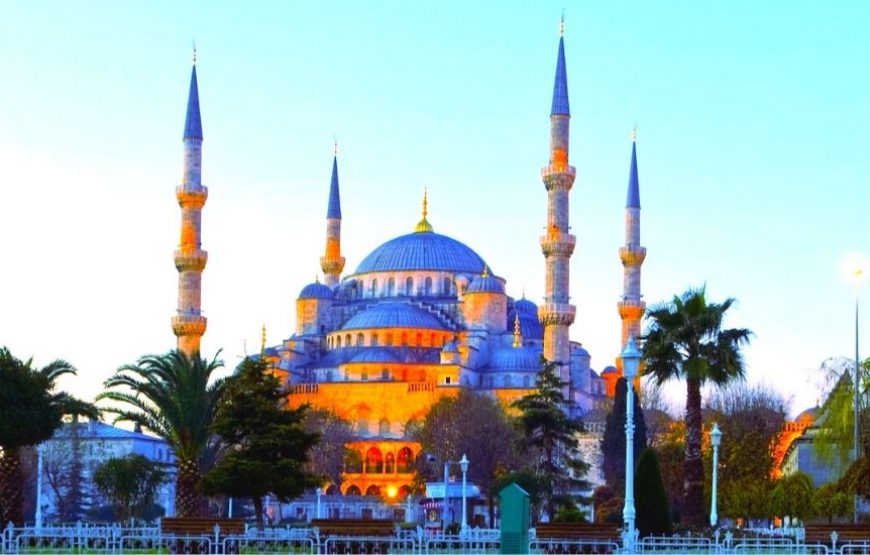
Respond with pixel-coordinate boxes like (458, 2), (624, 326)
(363, 276), (453, 298)
(344, 446), (414, 474)
(327, 331), (451, 349)
(339, 484), (413, 498)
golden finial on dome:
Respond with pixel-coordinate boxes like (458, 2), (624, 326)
(414, 187), (434, 233)
(632, 123), (637, 142)
(513, 313), (522, 348)
(192, 42), (197, 65)
(333, 136), (338, 156)
(560, 11), (565, 37)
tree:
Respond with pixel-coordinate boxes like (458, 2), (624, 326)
(641, 287), (752, 528)
(93, 455), (166, 523)
(770, 472), (814, 523)
(705, 383), (788, 520)
(413, 389), (521, 525)
(303, 409), (356, 491)
(513, 359), (590, 521)
(813, 482), (852, 523)
(634, 449), (672, 537)
(601, 377), (648, 497)
(0, 347), (96, 525)
(200, 358), (319, 529)
(98, 350), (226, 517)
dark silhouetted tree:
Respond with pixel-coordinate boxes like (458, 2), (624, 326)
(634, 449), (672, 537)
(601, 377), (648, 496)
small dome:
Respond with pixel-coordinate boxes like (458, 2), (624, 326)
(572, 345), (590, 357)
(466, 271), (505, 294)
(796, 407), (817, 424)
(298, 282), (334, 300)
(350, 348), (400, 364)
(515, 298), (538, 314)
(263, 347), (279, 357)
(490, 347), (541, 372)
(601, 366), (618, 375)
(341, 302), (446, 331)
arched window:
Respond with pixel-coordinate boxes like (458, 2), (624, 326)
(356, 333), (364, 346)
(371, 334), (379, 347)
(344, 370), (350, 381)
(379, 419), (390, 436)
(365, 447), (384, 473)
(371, 279), (378, 297)
(396, 447), (413, 473)
(336, 336), (342, 348)
(504, 374), (513, 387)
(387, 277), (395, 296)
(345, 484), (361, 495)
(385, 452), (395, 473)
(443, 278), (452, 295)
(381, 368), (390, 380)
(385, 333), (394, 346)
(399, 485), (412, 499)
(424, 277), (433, 295)
(401, 368), (408, 381)
(346, 333), (352, 346)
(523, 375), (531, 388)
(400, 332), (408, 346)
(361, 370), (369, 381)
(405, 277), (414, 296)
(415, 332), (423, 346)
(365, 485), (381, 497)
(326, 370), (333, 382)
(429, 333), (436, 347)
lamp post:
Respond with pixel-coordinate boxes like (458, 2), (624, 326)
(621, 337), (640, 552)
(35, 442), (43, 530)
(443, 460), (450, 534)
(316, 487), (323, 520)
(710, 423), (722, 527)
(460, 454), (469, 534)
(844, 254), (866, 524)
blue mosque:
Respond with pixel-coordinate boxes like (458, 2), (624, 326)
(173, 23), (645, 496)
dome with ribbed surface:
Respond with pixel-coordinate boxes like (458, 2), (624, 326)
(298, 282), (334, 299)
(350, 348), (400, 364)
(466, 274), (505, 294)
(490, 347), (541, 372)
(507, 309), (544, 340)
(353, 232), (489, 275)
(341, 302), (446, 331)
(515, 298), (538, 314)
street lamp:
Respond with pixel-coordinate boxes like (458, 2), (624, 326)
(843, 253), (867, 524)
(35, 443), (43, 530)
(621, 337), (640, 552)
(460, 454), (469, 534)
(443, 460), (451, 534)
(710, 423), (722, 527)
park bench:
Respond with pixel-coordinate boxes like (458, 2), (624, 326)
(311, 518), (396, 537)
(534, 522), (621, 542)
(160, 517), (246, 536)
(804, 524), (870, 545)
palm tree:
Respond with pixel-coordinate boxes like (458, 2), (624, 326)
(97, 350), (225, 517)
(0, 347), (97, 525)
(641, 287), (752, 529)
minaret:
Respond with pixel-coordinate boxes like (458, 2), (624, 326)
(539, 19), (577, 388)
(171, 52), (208, 356)
(617, 129), (646, 374)
(320, 143), (345, 288)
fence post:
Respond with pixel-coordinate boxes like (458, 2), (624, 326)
(830, 531), (838, 553)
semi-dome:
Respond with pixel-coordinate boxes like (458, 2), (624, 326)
(353, 231), (489, 275)
(350, 348), (400, 364)
(466, 272), (505, 294)
(341, 302), (446, 331)
(298, 281), (334, 300)
(490, 346), (541, 372)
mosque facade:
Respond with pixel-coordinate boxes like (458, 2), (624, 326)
(172, 29), (645, 498)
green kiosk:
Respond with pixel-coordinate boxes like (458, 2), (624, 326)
(499, 483), (530, 554)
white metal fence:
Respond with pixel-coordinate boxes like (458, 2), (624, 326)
(2, 522), (869, 554)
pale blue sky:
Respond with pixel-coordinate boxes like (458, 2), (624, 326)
(0, 1), (868, 415)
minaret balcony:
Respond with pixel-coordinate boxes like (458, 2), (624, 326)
(540, 234), (576, 257)
(540, 164), (576, 178)
(538, 303), (576, 326)
(619, 246), (647, 266)
(175, 185), (209, 208)
(320, 256), (346, 275)
(172, 313), (207, 337)
(174, 249), (208, 272)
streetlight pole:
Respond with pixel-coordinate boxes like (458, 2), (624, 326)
(621, 337), (640, 552)
(710, 423), (722, 527)
(460, 454), (469, 534)
(845, 256), (866, 524)
(35, 443), (43, 530)
(443, 461), (450, 534)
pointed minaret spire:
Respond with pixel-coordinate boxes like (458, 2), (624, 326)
(616, 129), (647, 394)
(172, 55), (209, 356)
(551, 18), (570, 117)
(321, 145), (345, 288)
(539, 20), (577, 398)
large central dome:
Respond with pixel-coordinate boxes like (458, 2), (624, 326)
(353, 231), (489, 275)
